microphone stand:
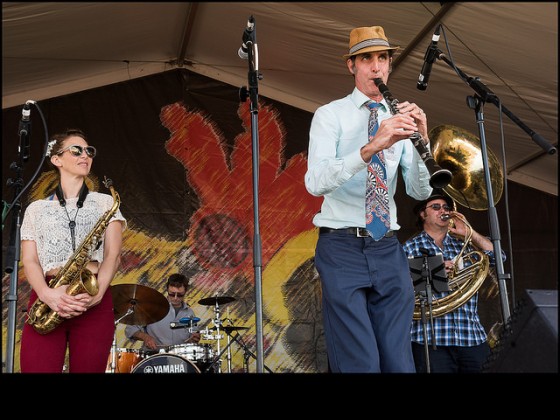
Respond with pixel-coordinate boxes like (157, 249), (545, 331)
(431, 47), (557, 324)
(3, 153), (25, 373)
(3, 101), (40, 373)
(416, 255), (437, 373)
(238, 15), (265, 373)
(410, 252), (448, 373)
(417, 293), (431, 373)
(212, 301), (223, 373)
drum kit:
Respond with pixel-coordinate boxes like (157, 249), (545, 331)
(107, 283), (249, 374)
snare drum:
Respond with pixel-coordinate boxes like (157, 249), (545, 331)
(106, 348), (144, 373)
(167, 343), (214, 363)
(131, 354), (200, 374)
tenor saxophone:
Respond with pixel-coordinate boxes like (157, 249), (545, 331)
(27, 177), (121, 334)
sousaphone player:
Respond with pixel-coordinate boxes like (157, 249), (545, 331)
(403, 188), (506, 373)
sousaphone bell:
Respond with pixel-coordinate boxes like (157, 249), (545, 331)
(429, 124), (503, 210)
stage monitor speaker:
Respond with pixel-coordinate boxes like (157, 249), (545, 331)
(485, 289), (557, 373)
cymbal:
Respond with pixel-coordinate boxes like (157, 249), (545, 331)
(198, 296), (236, 306)
(111, 283), (168, 325)
(213, 325), (249, 332)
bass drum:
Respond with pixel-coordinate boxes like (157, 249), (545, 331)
(131, 353), (200, 374)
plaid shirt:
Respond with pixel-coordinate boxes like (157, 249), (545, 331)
(403, 231), (503, 347)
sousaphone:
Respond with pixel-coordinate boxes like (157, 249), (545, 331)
(412, 125), (504, 319)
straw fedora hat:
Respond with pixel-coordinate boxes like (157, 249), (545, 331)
(343, 26), (399, 59)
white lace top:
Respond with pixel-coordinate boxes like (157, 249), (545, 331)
(20, 191), (127, 274)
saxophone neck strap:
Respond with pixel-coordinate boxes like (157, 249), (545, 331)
(56, 182), (89, 208)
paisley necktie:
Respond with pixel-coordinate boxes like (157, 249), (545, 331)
(365, 101), (390, 240)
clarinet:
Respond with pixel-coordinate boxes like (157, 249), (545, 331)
(373, 78), (452, 189)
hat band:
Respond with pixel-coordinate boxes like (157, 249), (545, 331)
(349, 38), (390, 55)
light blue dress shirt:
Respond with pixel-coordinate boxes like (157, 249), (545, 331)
(305, 87), (432, 230)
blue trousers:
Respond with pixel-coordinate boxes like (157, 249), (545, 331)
(315, 231), (416, 373)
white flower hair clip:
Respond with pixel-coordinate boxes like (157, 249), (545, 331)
(46, 140), (57, 157)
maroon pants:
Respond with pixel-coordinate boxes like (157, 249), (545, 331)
(20, 286), (115, 373)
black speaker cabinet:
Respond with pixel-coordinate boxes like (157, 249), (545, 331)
(485, 289), (558, 373)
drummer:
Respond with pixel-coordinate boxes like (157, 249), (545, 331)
(125, 273), (201, 353)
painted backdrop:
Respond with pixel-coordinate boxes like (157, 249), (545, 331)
(2, 69), (557, 373)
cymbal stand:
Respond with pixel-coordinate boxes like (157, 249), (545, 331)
(108, 330), (117, 373)
(224, 308), (233, 373)
(225, 334), (233, 373)
(211, 301), (223, 373)
(201, 305), (234, 374)
(108, 308), (133, 373)
(203, 337), (234, 373)
(202, 329), (273, 373)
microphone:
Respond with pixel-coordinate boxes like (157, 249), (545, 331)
(237, 16), (255, 59)
(417, 24), (441, 91)
(18, 102), (32, 162)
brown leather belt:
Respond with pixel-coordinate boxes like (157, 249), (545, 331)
(319, 227), (394, 238)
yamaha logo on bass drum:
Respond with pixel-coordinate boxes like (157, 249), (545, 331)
(131, 354), (200, 374)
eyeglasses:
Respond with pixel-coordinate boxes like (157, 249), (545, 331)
(168, 292), (186, 298)
(425, 203), (452, 211)
(57, 145), (97, 158)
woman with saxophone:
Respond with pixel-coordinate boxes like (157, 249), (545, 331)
(19, 129), (126, 373)
(402, 190), (505, 373)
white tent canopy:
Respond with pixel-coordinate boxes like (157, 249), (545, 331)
(3, 2), (557, 195)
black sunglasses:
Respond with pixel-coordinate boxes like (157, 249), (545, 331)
(425, 203), (452, 211)
(57, 144), (97, 158)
